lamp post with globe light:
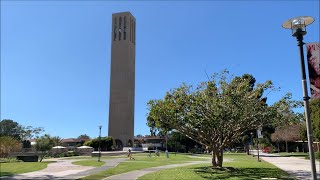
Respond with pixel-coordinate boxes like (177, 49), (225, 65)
(98, 125), (102, 162)
(282, 16), (317, 180)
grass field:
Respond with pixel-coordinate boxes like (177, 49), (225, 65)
(72, 160), (105, 167)
(278, 152), (309, 158)
(138, 153), (294, 180)
(80, 153), (208, 180)
(0, 161), (52, 177)
(80, 153), (293, 180)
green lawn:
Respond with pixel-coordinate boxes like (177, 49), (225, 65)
(278, 152), (309, 158)
(80, 153), (207, 180)
(0, 162), (52, 177)
(72, 160), (105, 167)
(139, 153), (294, 180)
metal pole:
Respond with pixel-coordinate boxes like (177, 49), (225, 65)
(296, 34), (317, 180)
(98, 125), (102, 162)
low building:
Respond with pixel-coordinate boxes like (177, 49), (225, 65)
(61, 138), (86, 151)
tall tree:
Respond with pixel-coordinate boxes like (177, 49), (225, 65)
(271, 124), (301, 152)
(310, 98), (320, 151)
(0, 119), (21, 139)
(0, 136), (21, 158)
(147, 71), (285, 167)
(0, 119), (44, 140)
(78, 134), (91, 140)
(51, 136), (63, 146)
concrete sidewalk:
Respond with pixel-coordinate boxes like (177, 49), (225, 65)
(251, 150), (320, 179)
(0, 158), (126, 180)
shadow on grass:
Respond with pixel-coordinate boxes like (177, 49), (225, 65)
(193, 166), (294, 180)
(0, 172), (15, 177)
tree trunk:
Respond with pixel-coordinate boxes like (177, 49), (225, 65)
(245, 143), (249, 155)
(285, 141), (288, 153)
(216, 148), (223, 167)
(211, 150), (217, 167)
(39, 152), (45, 162)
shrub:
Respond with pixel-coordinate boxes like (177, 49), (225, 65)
(84, 136), (114, 151)
(305, 151), (320, 160)
(0, 157), (22, 163)
(0, 136), (22, 158)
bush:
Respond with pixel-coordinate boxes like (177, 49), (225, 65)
(84, 136), (114, 151)
(305, 151), (320, 160)
(0, 136), (22, 158)
(52, 151), (80, 158)
(0, 157), (22, 163)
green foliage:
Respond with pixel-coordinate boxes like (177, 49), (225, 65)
(0, 157), (22, 163)
(305, 151), (320, 160)
(147, 71), (289, 167)
(139, 154), (292, 180)
(167, 131), (201, 153)
(80, 153), (206, 180)
(35, 134), (55, 162)
(51, 151), (80, 158)
(51, 136), (63, 146)
(0, 119), (21, 140)
(310, 98), (320, 141)
(0, 136), (21, 158)
(0, 119), (44, 141)
(78, 134), (91, 140)
(84, 136), (114, 151)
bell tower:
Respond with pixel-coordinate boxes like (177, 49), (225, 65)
(108, 12), (136, 149)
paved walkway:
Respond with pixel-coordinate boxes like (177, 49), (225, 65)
(251, 150), (320, 179)
(1, 158), (126, 180)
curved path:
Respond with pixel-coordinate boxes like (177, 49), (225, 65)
(1, 158), (126, 180)
(251, 150), (320, 179)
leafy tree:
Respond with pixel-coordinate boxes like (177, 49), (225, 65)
(84, 136), (114, 151)
(78, 134), (91, 140)
(0, 136), (21, 158)
(20, 126), (44, 140)
(271, 124), (301, 152)
(51, 136), (63, 146)
(0, 119), (44, 140)
(35, 134), (54, 162)
(0, 119), (21, 140)
(147, 71), (285, 167)
(310, 98), (320, 152)
(310, 99), (320, 141)
(167, 131), (201, 153)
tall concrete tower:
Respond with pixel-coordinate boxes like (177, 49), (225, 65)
(108, 12), (135, 149)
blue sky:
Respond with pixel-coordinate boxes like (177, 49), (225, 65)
(1, 1), (319, 139)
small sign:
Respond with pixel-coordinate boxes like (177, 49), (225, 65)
(257, 128), (263, 139)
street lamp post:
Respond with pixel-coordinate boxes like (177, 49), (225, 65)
(98, 125), (102, 162)
(282, 16), (317, 180)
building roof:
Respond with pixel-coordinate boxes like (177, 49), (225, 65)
(61, 138), (85, 143)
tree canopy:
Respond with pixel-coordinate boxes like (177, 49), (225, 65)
(147, 71), (297, 167)
(35, 134), (55, 162)
(0, 119), (44, 140)
(310, 98), (320, 142)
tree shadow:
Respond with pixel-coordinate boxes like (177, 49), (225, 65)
(193, 166), (295, 180)
(0, 172), (15, 177)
